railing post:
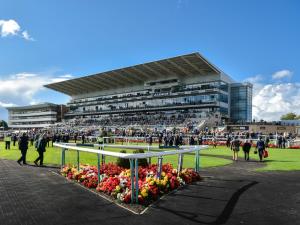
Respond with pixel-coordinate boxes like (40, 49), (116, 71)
(157, 156), (163, 179)
(177, 153), (184, 175)
(97, 153), (101, 184)
(195, 148), (200, 173)
(129, 159), (135, 204)
(77, 150), (80, 170)
(135, 158), (139, 204)
(147, 145), (151, 165)
(61, 148), (65, 169)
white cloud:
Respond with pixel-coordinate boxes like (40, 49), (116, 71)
(252, 83), (300, 121)
(0, 72), (73, 109)
(0, 19), (34, 41)
(244, 70), (299, 121)
(243, 74), (263, 83)
(0, 19), (20, 36)
(22, 30), (34, 41)
(0, 101), (16, 108)
(272, 69), (293, 80)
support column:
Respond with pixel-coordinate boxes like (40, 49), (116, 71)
(157, 157), (163, 179)
(134, 159), (139, 204)
(129, 159), (135, 203)
(177, 153), (184, 175)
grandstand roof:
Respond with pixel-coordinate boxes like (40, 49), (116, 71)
(44, 52), (222, 96)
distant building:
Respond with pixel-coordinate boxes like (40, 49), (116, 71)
(45, 52), (253, 128)
(6, 103), (67, 129)
(230, 82), (253, 123)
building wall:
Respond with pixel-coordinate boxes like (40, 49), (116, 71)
(230, 83), (252, 123)
(227, 124), (296, 134)
(7, 104), (66, 129)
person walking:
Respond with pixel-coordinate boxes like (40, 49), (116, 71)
(17, 133), (29, 165)
(13, 134), (17, 146)
(34, 134), (47, 166)
(4, 134), (11, 150)
(242, 140), (252, 161)
(256, 137), (266, 162)
(230, 136), (240, 161)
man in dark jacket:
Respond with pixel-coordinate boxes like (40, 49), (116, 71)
(34, 134), (47, 166)
(242, 140), (252, 161)
(17, 133), (29, 165)
(256, 137), (266, 162)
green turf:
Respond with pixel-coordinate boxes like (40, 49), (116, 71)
(201, 146), (300, 171)
(1, 142), (299, 171)
(0, 141), (231, 169)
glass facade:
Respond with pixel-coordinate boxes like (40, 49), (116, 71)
(66, 81), (230, 120)
(230, 83), (252, 123)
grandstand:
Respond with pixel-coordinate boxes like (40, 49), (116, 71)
(45, 52), (252, 129)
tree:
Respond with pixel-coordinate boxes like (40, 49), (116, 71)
(280, 112), (298, 120)
(0, 120), (8, 129)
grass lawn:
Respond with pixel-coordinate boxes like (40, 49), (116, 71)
(0, 141), (231, 169)
(202, 146), (300, 172)
(1, 142), (300, 171)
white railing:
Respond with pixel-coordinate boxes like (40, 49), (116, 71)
(54, 142), (208, 204)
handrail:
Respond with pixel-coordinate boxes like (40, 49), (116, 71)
(54, 142), (208, 159)
(54, 142), (207, 204)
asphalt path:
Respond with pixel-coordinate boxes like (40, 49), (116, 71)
(0, 157), (299, 225)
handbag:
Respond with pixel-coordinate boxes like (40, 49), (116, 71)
(263, 150), (269, 158)
(254, 150), (258, 154)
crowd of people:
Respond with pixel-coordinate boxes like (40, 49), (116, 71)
(0, 126), (296, 167)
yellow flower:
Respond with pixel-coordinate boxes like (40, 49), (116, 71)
(141, 188), (148, 198)
(161, 172), (166, 177)
(115, 185), (121, 192)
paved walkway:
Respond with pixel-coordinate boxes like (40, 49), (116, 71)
(0, 158), (300, 225)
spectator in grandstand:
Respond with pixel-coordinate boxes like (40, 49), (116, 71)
(242, 140), (252, 161)
(148, 135), (153, 146)
(34, 134), (47, 166)
(158, 133), (163, 146)
(74, 133), (78, 143)
(175, 134), (180, 147)
(282, 137), (287, 149)
(256, 137), (266, 162)
(82, 133), (86, 144)
(212, 136), (217, 148)
(278, 135), (283, 148)
(189, 136), (195, 145)
(230, 136), (240, 161)
(226, 136), (231, 148)
(17, 133), (29, 165)
(97, 135), (104, 149)
(198, 135), (203, 145)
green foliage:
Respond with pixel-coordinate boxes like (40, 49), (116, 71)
(133, 149), (148, 167)
(116, 150), (130, 168)
(0, 120), (8, 129)
(280, 112), (299, 120)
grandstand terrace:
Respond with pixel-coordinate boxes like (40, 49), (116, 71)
(45, 52), (252, 128)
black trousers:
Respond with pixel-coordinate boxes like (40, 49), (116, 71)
(35, 150), (44, 165)
(18, 149), (27, 164)
(243, 150), (250, 160)
(5, 141), (10, 150)
(258, 150), (264, 161)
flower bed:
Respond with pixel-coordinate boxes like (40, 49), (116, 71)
(61, 163), (201, 206)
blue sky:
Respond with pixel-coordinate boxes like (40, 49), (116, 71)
(0, 0), (300, 121)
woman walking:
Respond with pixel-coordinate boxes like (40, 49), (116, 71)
(230, 136), (240, 161)
(17, 133), (29, 165)
(34, 134), (47, 166)
(242, 140), (252, 161)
